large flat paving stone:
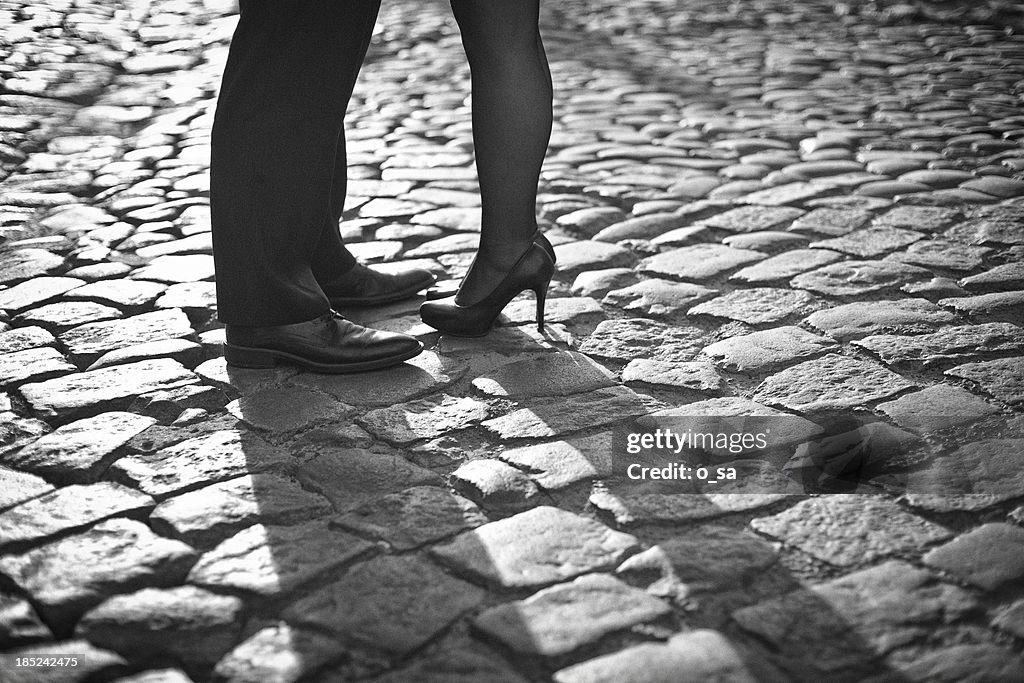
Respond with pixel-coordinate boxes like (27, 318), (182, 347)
(0, 519), (197, 625)
(0, 346), (75, 387)
(702, 205), (805, 232)
(805, 299), (957, 341)
(654, 525), (779, 592)
(885, 643), (1024, 683)
(474, 573), (671, 657)
(0, 482), (154, 549)
(481, 386), (651, 440)
(906, 439), (1024, 504)
(0, 326), (56, 354)
(553, 240), (636, 276)
(0, 276), (84, 313)
(357, 395), (490, 444)
(946, 357), (1024, 405)
(592, 212), (692, 242)
(621, 359), (726, 394)
(59, 308), (195, 365)
(498, 432), (613, 490)
(0, 465), (53, 513)
(639, 244), (765, 282)
(553, 629), (762, 683)
(293, 448), (438, 512)
(284, 554), (485, 657)
(64, 279), (167, 311)
(876, 384), (1001, 435)
(922, 523), (1024, 591)
(150, 473), (332, 548)
(76, 586), (244, 671)
(853, 323), (1024, 368)
(730, 248), (843, 284)
(20, 358), (200, 423)
(188, 521), (373, 598)
(791, 260), (932, 296)
(809, 227), (923, 257)
(471, 351), (616, 398)
(887, 239), (991, 271)
(700, 326), (837, 373)
(602, 279), (717, 316)
(225, 385), (351, 433)
(752, 354), (915, 412)
(109, 429), (292, 499)
(578, 318), (707, 363)
(211, 622), (346, 683)
(732, 561), (977, 682)
(429, 506), (639, 588)
(332, 486), (486, 551)
(293, 350), (467, 407)
(750, 496), (952, 566)
(689, 287), (820, 325)
(15, 300), (122, 334)
(0, 248), (64, 285)
(939, 291), (1024, 322)
(3, 412), (155, 484)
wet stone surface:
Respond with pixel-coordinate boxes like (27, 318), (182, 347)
(2, 0), (1024, 679)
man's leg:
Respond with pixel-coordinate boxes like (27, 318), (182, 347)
(210, 0), (381, 326)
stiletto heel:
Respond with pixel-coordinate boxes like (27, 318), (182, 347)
(420, 231), (555, 337)
(534, 283), (547, 332)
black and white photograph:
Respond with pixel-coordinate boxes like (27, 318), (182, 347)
(1, 0), (1023, 681)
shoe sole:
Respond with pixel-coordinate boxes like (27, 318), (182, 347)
(328, 275), (437, 307)
(224, 341), (424, 374)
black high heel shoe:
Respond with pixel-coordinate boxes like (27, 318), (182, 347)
(419, 235), (555, 337)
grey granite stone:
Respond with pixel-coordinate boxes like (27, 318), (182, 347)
(294, 448), (438, 512)
(700, 326), (837, 373)
(474, 574), (671, 657)
(578, 318), (707, 363)
(109, 429), (291, 499)
(602, 279), (717, 316)
(922, 523), (1024, 590)
(854, 323), (1024, 368)
(946, 357), (1024, 405)
(481, 386), (651, 440)
(4, 412), (155, 484)
(150, 473), (332, 548)
(76, 586), (244, 670)
(471, 351), (616, 398)
(553, 629), (762, 683)
(331, 486), (486, 550)
(876, 384), (1001, 435)
(430, 506), (639, 588)
(752, 354), (916, 411)
(750, 496), (951, 566)
(284, 555), (485, 657)
(188, 521), (372, 597)
(0, 519), (197, 624)
(639, 244), (765, 282)
(20, 359), (200, 423)
(805, 299), (957, 341)
(0, 482), (154, 549)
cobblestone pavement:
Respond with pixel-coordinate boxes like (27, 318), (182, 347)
(2, 0), (1024, 681)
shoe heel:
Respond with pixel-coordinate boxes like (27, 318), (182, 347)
(224, 344), (278, 369)
(534, 283), (548, 332)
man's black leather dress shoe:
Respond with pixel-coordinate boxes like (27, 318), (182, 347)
(224, 311), (423, 373)
(325, 262), (436, 307)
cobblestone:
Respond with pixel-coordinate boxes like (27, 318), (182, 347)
(3, 0), (1024, 679)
